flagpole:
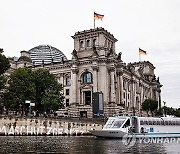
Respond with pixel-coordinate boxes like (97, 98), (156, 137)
(94, 18), (95, 29)
(139, 53), (141, 62)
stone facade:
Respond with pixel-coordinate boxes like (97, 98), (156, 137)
(8, 27), (162, 118)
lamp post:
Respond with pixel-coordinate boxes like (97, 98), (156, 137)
(25, 100), (35, 116)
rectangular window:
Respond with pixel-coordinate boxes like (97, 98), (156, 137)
(84, 91), (91, 105)
(66, 77), (70, 86)
(66, 99), (69, 107)
(87, 40), (90, 47)
(124, 92), (126, 99)
(66, 89), (69, 96)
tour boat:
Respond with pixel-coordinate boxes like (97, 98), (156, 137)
(90, 116), (180, 138)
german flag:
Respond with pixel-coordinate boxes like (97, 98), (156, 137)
(94, 12), (104, 20)
(139, 48), (147, 55)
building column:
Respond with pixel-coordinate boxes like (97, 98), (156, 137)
(119, 74), (123, 105)
(140, 84), (144, 111)
(131, 77), (136, 113)
(92, 65), (98, 92)
(117, 71), (123, 105)
(109, 67), (116, 102)
(70, 65), (78, 105)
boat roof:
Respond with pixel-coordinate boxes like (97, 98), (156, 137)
(110, 116), (180, 121)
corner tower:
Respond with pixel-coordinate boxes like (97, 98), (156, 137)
(71, 27), (118, 59)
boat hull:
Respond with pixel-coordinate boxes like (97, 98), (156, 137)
(90, 130), (180, 138)
(89, 130), (126, 138)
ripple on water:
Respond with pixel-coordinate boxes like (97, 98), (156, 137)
(0, 136), (180, 153)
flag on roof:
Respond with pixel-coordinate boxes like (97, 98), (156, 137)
(139, 48), (147, 55)
(94, 12), (104, 20)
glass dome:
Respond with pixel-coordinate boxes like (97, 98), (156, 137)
(29, 45), (68, 65)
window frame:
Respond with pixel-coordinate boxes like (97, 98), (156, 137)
(82, 72), (93, 84)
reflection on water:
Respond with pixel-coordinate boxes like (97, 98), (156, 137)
(0, 136), (180, 153)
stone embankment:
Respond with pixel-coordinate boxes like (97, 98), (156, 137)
(0, 116), (104, 136)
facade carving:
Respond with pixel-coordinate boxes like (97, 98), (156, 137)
(7, 27), (162, 118)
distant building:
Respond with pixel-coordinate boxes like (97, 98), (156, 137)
(8, 27), (162, 118)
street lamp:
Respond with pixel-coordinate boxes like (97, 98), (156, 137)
(25, 100), (35, 116)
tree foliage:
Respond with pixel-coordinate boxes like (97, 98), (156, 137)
(4, 68), (36, 113)
(142, 99), (158, 116)
(33, 69), (64, 113)
(0, 48), (10, 90)
(4, 68), (64, 114)
(162, 106), (175, 116)
(175, 108), (180, 117)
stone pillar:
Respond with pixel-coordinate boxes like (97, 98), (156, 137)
(70, 65), (78, 105)
(140, 84), (144, 111)
(119, 74), (123, 105)
(92, 65), (98, 92)
(109, 67), (116, 102)
(117, 71), (123, 105)
(131, 78), (136, 111)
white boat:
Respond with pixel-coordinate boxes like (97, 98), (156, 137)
(90, 116), (180, 138)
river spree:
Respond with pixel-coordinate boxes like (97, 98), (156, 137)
(0, 136), (180, 153)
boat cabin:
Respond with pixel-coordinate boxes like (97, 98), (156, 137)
(103, 116), (180, 134)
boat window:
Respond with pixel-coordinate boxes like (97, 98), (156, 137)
(153, 120), (156, 125)
(144, 120), (148, 125)
(165, 121), (169, 125)
(122, 119), (130, 128)
(169, 121), (172, 125)
(112, 119), (125, 128)
(176, 121), (180, 125)
(160, 120), (164, 125)
(157, 120), (161, 125)
(140, 120), (144, 125)
(149, 120), (153, 125)
(105, 119), (115, 128)
(172, 120), (176, 125)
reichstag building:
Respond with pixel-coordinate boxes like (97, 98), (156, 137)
(8, 27), (162, 118)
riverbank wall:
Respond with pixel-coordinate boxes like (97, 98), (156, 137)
(0, 116), (104, 136)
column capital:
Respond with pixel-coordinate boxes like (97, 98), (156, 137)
(71, 68), (78, 74)
(116, 71), (123, 76)
(91, 65), (99, 71)
(108, 66), (115, 72)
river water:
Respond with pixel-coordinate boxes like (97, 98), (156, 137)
(0, 136), (180, 153)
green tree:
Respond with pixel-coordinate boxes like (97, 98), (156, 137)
(161, 106), (175, 116)
(4, 68), (64, 115)
(0, 48), (10, 90)
(0, 48), (10, 75)
(142, 99), (158, 116)
(0, 48), (10, 114)
(4, 68), (36, 114)
(33, 69), (64, 114)
(175, 108), (180, 117)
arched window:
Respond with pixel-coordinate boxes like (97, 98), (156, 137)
(80, 40), (84, 48)
(87, 40), (90, 47)
(93, 39), (96, 46)
(82, 72), (93, 84)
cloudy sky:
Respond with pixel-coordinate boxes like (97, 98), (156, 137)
(0, 0), (179, 108)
